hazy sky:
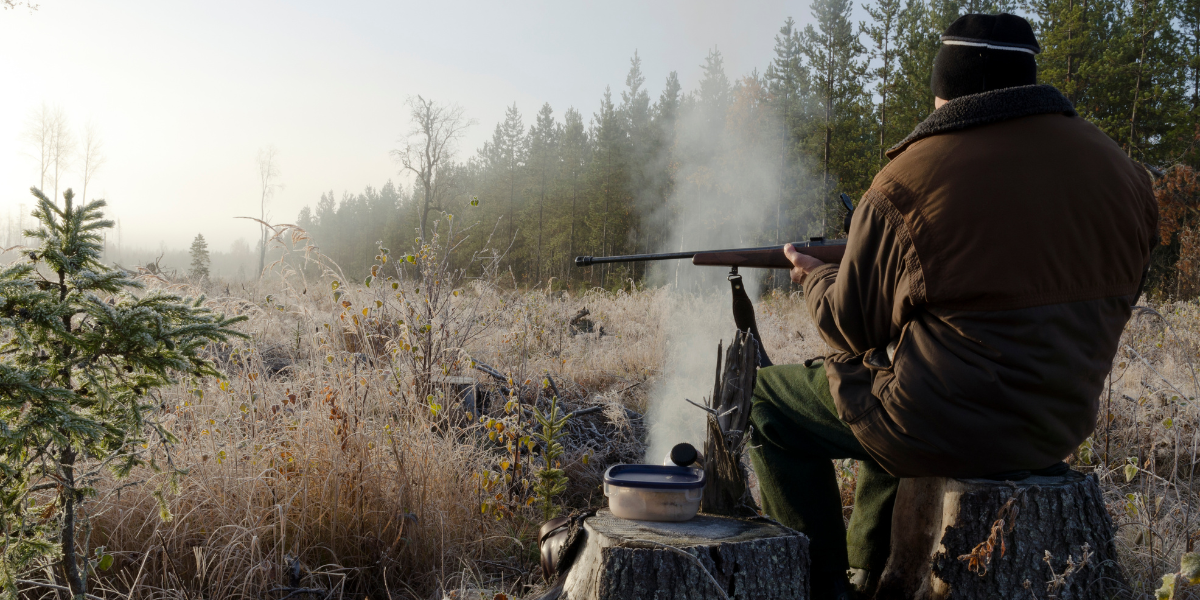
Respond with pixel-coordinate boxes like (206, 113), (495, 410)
(0, 1), (813, 251)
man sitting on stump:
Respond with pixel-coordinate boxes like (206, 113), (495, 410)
(752, 13), (1158, 599)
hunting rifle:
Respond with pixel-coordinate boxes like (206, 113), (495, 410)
(573, 194), (856, 369)
(573, 194), (854, 271)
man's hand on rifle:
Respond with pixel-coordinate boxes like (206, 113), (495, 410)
(784, 243), (826, 285)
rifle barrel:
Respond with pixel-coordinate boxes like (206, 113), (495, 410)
(575, 251), (699, 267)
(575, 239), (846, 268)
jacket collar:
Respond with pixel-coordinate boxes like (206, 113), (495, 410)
(886, 84), (1076, 159)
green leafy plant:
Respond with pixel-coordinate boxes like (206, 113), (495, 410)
(1156, 551), (1200, 599)
(530, 393), (570, 520)
(0, 189), (246, 599)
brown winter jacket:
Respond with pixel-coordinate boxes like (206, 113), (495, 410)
(804, 84), (1158, 478)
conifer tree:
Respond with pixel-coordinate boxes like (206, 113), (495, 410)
(622, 51), (653, 134)
(801, 0), (873, 233)
(528, 103), (560, 282)
(892, 0), (935, 138)
(621, 52), (654, 273)
(1186, 0), (1200, 112)
(189, 233), (210, 281)
(0, 189), (245, 599)
(656, 72), (684, 129)
(863, 0), (904, 166)
(765, 17), (808, 248)
(695, 48), (734, 155)
(590, 87), (628, 286)
(1027, 0), (1109, 105)
(890, 0), (969, 141)
(1103, 0), (1187, 163)
(1183, 0), (1200, 166)
(643, 72), (682, 256)
(652, 72), (683, 185)
(560, 108), (589, 276)
(499, 104), (525, 243)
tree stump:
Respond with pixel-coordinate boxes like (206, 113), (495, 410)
(432, 375), (482, 419)
(700, 331), (760, 517)
(876, 470), (1125, 600)
(558, 509), (809, 600)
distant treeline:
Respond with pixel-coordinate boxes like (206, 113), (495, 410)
(298, 0), (1199, 292)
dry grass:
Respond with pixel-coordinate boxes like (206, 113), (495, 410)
(1085, 302), (1200, 599)
(33, 242), (1200, 599)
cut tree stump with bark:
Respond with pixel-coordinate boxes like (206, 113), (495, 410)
(556, 509), (809, 600)
(432, 375), (483, 420)
(875, 469), (1126, 600)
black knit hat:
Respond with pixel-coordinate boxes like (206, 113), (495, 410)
(931, 13), (1041, 101)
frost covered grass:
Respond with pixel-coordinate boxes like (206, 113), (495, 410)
(58, 245), (1200, 598)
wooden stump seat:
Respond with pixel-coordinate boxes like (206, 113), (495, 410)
(876, 469), (1125, 600)
(557, 509), (810, 600)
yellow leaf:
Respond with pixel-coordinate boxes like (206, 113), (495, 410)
(1181, 552), (1200, 584)
(1156, 573), (1175, 600)
(1125, 463), (1139, 482)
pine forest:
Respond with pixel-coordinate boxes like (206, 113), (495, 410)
(298, 0), (1200, 298)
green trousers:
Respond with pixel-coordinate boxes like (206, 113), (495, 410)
(748, 362), (899, 598)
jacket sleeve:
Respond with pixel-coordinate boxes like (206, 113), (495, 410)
(802, 189), (923, 355)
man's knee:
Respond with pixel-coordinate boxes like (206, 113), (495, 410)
(752, 367), (829, 457)
(752, 363), (866, 461)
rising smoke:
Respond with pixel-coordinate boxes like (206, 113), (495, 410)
(642, 77), (812, 463)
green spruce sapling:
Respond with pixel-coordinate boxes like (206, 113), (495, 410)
(0, 188), (246, 599)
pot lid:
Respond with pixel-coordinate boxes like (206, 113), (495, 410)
(604, 464), (705, 490)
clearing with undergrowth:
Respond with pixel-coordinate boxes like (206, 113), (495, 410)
(3, 220), (1194, 600)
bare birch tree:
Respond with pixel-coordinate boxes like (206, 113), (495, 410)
(79, 121), (106, 202)
(41, 106), (75, 199)
(391, 96), (473, 243)
(256, 145), (282, 278)
(19, 104), (76, 200)
(21, 103), (54, 192)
